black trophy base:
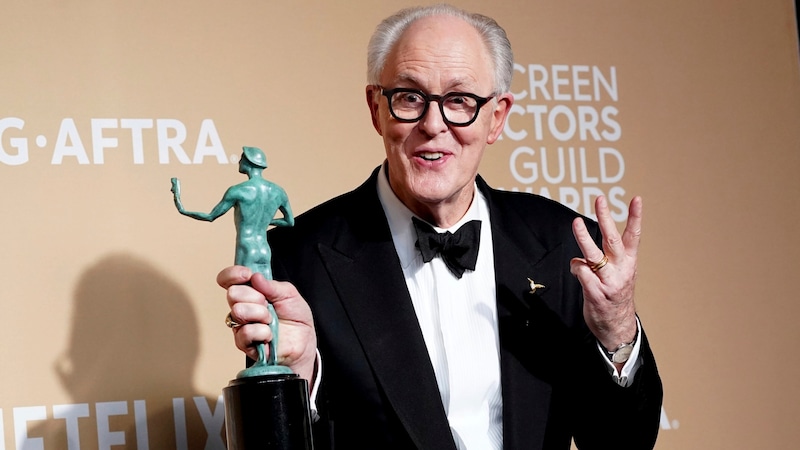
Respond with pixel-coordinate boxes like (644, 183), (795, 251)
(223, 373), (313, 450)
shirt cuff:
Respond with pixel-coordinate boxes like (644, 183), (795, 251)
(597, 317), (643, 387)
(308, 349), (322, 422)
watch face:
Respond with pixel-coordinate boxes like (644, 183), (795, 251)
(611, 345), (634, 364)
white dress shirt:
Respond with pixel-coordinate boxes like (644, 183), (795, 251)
(377, 168), (503, 450)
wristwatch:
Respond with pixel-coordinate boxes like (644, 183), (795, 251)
(605, 326), (638, 364)
(607, 342), (634, 364)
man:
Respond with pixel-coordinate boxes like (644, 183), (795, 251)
(218, 4), (662, 449)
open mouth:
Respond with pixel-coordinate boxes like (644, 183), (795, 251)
(418, 152), (444, 161)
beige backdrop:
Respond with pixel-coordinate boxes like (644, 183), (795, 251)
(2, 0), (799, 449)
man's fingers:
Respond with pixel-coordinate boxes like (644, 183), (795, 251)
(594, 196), (625, 260)
(570, 256), (590, 278)
(230, 301), (272, 324)
(229, 300), (274, 360)
(217, 265), (253, 289)
(226, 283), (266, 308)
(572, 217), (605, 265)
(621, 196), (643, 257)
(233, 323), (273, 358)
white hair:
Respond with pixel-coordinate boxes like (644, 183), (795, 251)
(367, 3), (514, 94)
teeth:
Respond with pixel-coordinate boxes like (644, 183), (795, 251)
(419, 152), (443, 161)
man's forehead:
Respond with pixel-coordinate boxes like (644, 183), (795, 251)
(380, 16), (490, 83)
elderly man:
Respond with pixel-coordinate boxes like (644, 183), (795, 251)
(218, 4), (662, 449)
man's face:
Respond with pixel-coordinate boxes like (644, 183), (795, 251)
(367, 15), (512, 225)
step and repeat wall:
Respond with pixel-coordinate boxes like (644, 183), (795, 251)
(2, 1), (799, 448)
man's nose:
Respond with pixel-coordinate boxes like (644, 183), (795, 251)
(418, 100), (449, 135)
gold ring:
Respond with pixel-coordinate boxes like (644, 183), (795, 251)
(588, 255), (609, 272)
(225, 312), (242, 329)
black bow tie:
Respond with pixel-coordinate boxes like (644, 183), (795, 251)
(412, 217), (481, 279)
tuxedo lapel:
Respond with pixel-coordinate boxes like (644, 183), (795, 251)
(316, 170), (457, 450)
(481, 179), (571, 450)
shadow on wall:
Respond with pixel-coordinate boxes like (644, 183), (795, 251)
(31, 253), (225, 449)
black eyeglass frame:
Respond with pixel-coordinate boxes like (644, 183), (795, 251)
(378, 86), (494, 127)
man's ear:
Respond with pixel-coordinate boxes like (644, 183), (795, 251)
(487, 92), (514, 144)
(366, 85), (383, 136)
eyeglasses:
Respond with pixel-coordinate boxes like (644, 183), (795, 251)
(378, 86), (494, 127)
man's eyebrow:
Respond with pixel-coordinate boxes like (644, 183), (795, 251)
(392, 73), (423, 87)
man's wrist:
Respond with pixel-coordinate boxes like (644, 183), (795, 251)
(602, 320), (639, 364)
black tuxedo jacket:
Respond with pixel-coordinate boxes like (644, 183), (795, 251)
(268, 167), (662, 450)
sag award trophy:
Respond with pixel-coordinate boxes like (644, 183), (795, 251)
(170, 146), (313, 449)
